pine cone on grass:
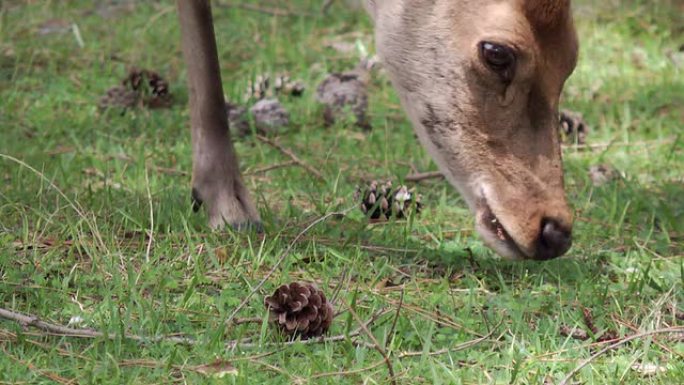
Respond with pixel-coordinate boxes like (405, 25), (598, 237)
(250, 98), (289, 133)
(273, 73), (305, 97)
(316, 59), (371, 130)
(226, 101), (250, 137)
(225, 99), (290, 137)
(98, 85), (138, 109)
(99, 67), (173, 110)
(264, 282), (334, 339)
(244, 72), (305, 101)
(356, 180), (423, 221)
(559, 109), (589, 145)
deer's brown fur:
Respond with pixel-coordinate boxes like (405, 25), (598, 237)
(177, 0), (579, 260)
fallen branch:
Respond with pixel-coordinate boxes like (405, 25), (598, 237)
(561, 136), (677, 151)
(386, 289), (404, 350)
(245, 160), (297, 175)
(220, 2), (316, 17)
(0, 306), (390, 351)
(0, 307), (195, 345)
(321, 0), (336, 14)
(231, 316), (263, 326)
(256, 135), (325, 181)
(559, 326), (684, 385)
(405, 171), (444, 182)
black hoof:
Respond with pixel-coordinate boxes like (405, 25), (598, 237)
(191, 188), (203, 212)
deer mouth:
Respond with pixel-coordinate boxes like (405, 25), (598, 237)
(475, 200), (527, 260)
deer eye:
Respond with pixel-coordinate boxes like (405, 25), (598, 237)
(479, 41), (516, 83)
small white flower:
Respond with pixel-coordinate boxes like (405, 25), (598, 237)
(67, 316), (85, 327)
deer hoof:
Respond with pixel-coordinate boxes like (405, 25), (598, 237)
(190, 183), (261, 232)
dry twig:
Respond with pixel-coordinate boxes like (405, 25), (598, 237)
(561, 136), (677, 151)
(405, 171), (444, 182)
(256, 135), (325, 181)
(559, 326), (684, 385)
(0, 306), (389, 351)
(0, 307), (195, 345)
(245, 160), (297, 175)
(321, 0), (336, 14)
(342, 299), (397, 385)
(386, 289), (404, 350)
(221, 2), (315, 18)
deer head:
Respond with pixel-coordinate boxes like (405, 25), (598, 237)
(368, 0), (578, 260)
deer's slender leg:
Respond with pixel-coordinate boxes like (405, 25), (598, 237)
(177, 0), (260, 229)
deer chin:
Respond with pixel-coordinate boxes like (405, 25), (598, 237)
(475, 201), (526, 260)
(472, 186), (532, 260)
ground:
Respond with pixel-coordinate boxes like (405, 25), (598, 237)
(1, 1), (683, 384)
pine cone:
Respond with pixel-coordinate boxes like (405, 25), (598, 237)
(559, 109), (589, 145)
(316, 60), (371, 130)
(273, 73), (305, 97)
(250, 98), (289, 133)
(588, 164), (617, 187)
(245, 73), (305, 101)
(226, 101), (250, 137)
(122, 68), (145, 91)
(264, 282), (334, 339)
(98, 85), (139, 109)
(244, 73), (271, 101)
(120, 68), (173, 109)
(357, 181), (422, 220)
(316, 72), (370, 130)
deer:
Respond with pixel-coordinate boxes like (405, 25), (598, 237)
(176, 0), (578, 261)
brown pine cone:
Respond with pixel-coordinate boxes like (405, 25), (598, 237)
(273, 73), (305, 97)
(146, 71), (169, 98)
(123, 68), (145, 91)
(588, 164), (617, 187)
(119, 68), (173, 109)
(244, 73), (305, 101)
(356, 181), (422, 221)
(316, 59), (371, 130)
(98, 85), (139, 109)
(357, 180), (391, 220)
(264, 282), (334, 339)
(250, 98), (289, 133)
(559, 109), (589, 145)
(226, 101), (250, 137)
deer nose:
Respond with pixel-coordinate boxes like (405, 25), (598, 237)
(535, 219), (572, 260)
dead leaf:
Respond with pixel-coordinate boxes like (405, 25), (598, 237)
(47, 145), (75, 156)
(631, 363), (667, 376)
(13, 237), (73, 250)
(559, 324), (590, 341)
(83, 167), (104, 178)
(589, 164), (617, 187)
(214, 247), (229, 264)
(324, 40), (356, 54)
(37, 19), (71, 36)
(192, 360), (238, 378)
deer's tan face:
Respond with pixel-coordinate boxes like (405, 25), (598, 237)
(369, 0), (578, 260)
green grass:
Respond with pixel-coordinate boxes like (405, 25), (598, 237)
(1, 0), (682, 384)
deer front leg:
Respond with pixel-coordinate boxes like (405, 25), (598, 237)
(177, 0), (260, 229)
